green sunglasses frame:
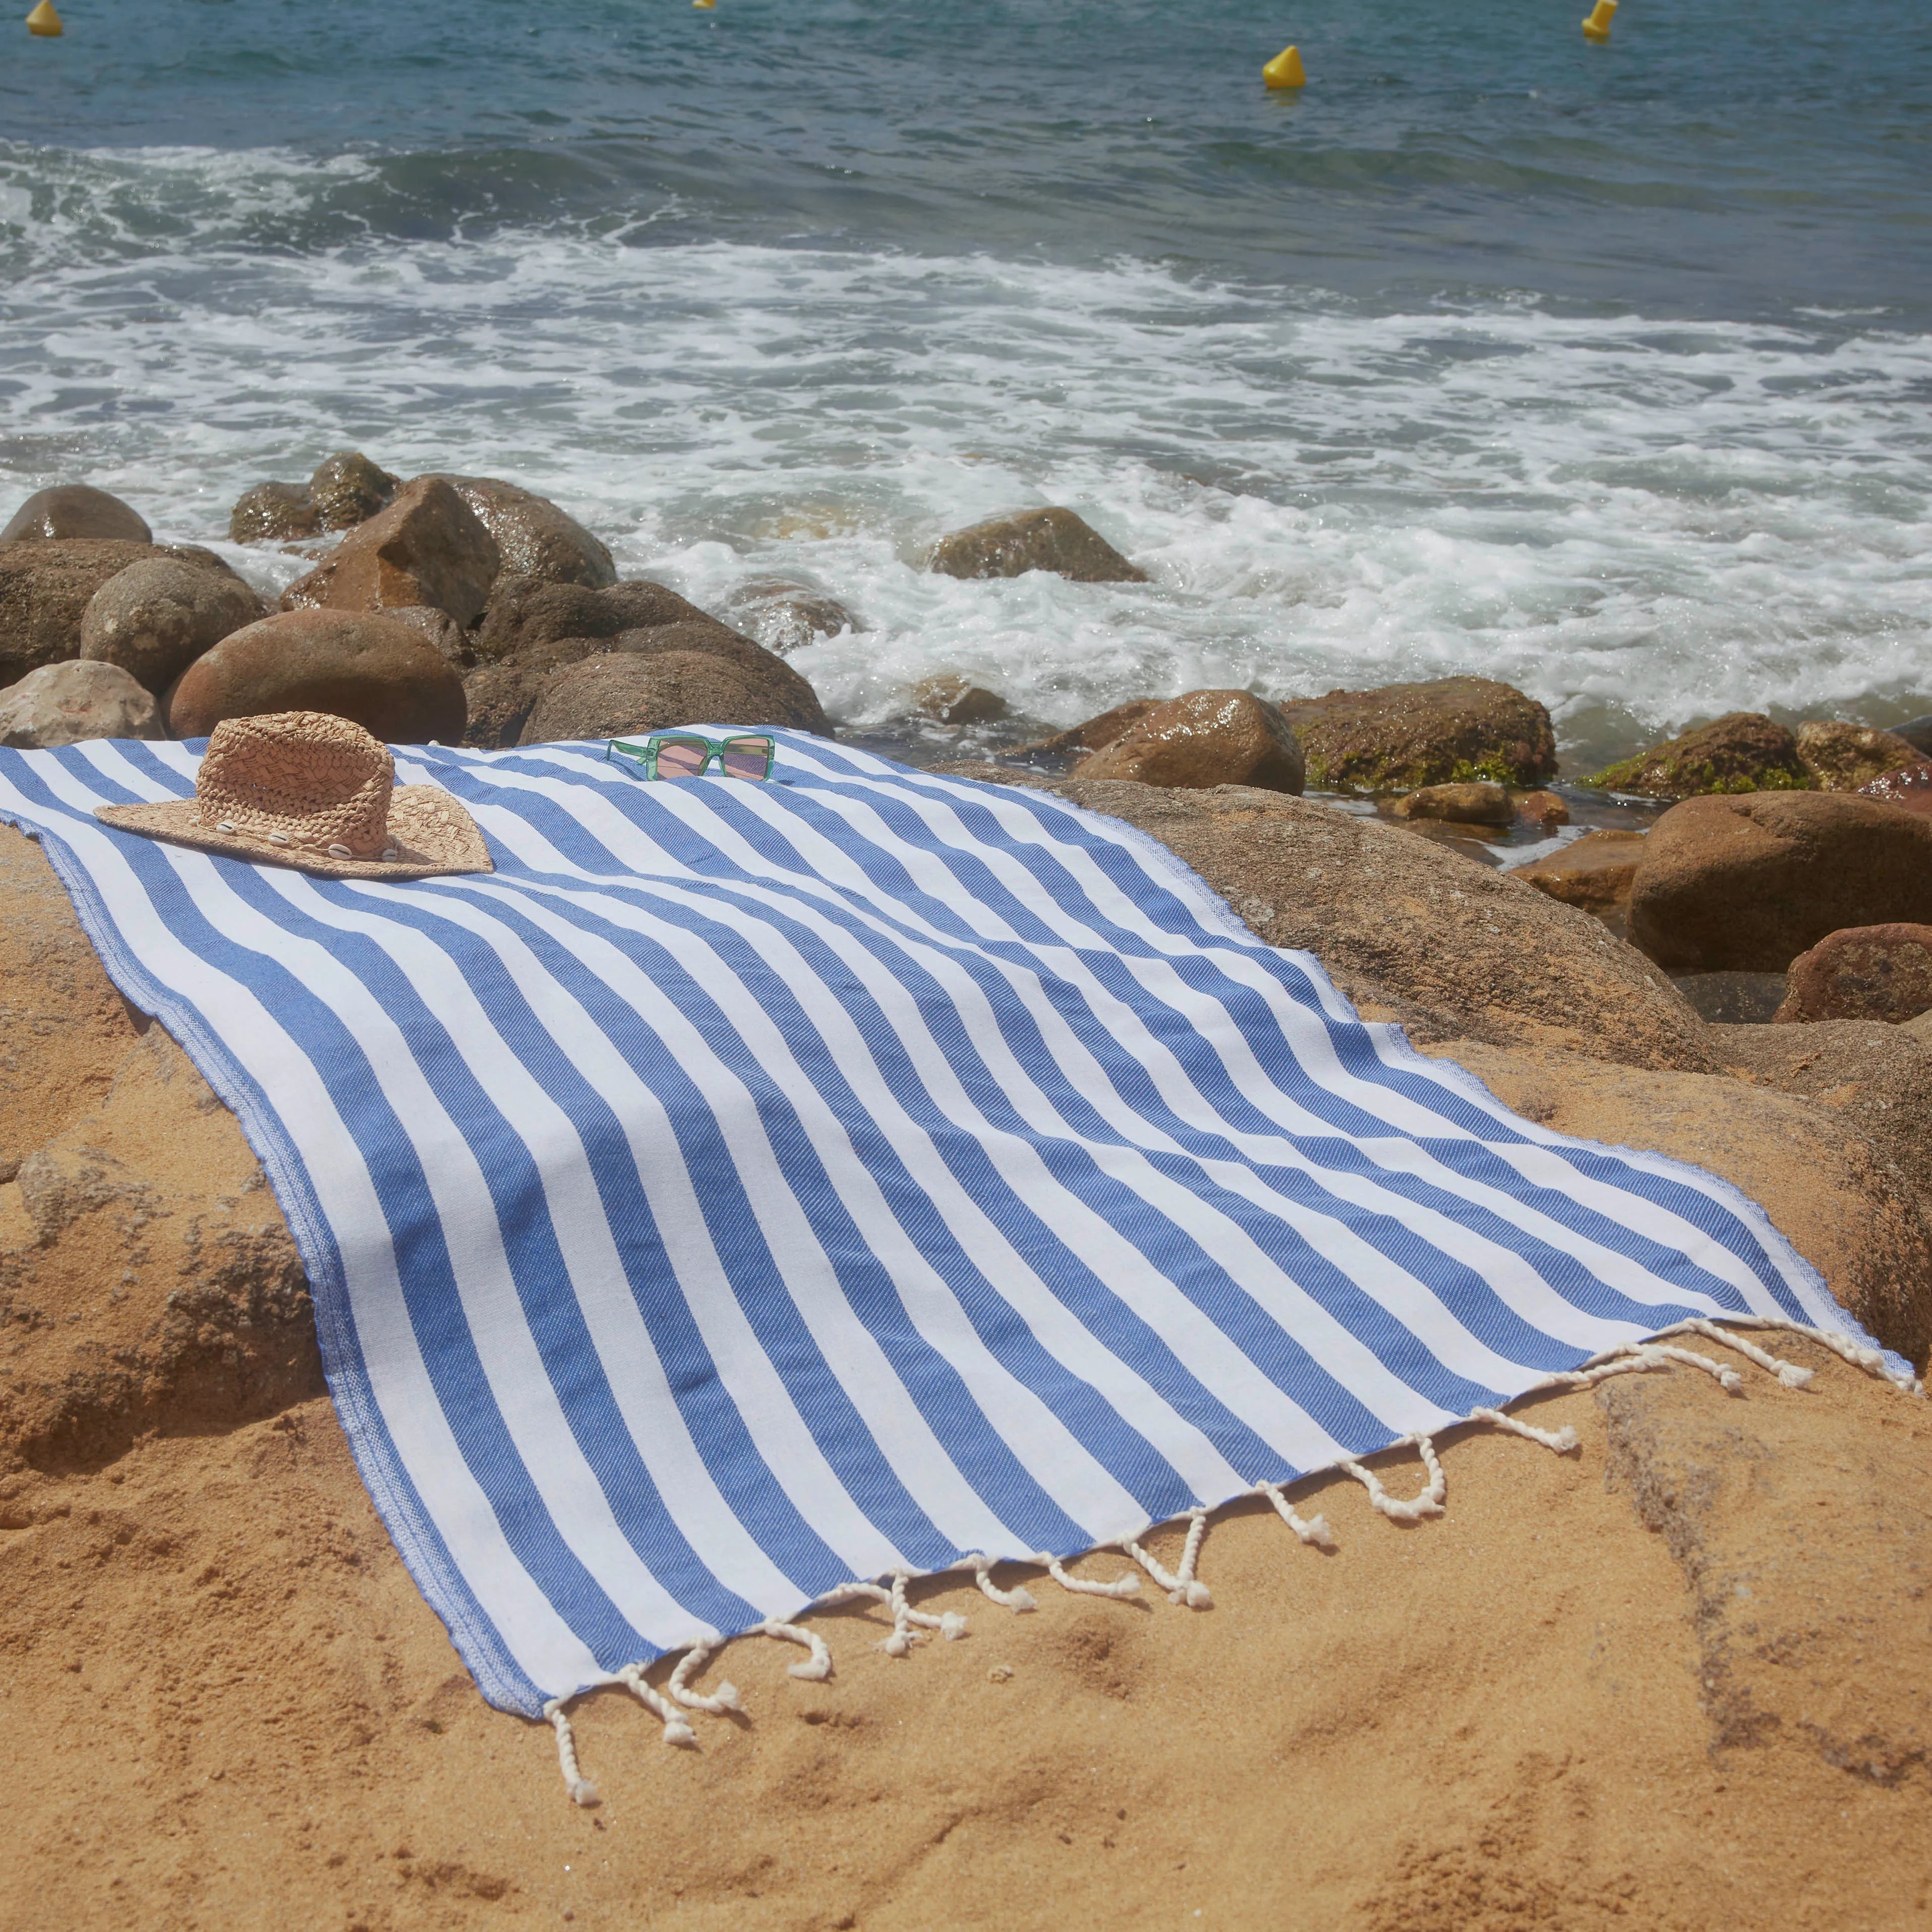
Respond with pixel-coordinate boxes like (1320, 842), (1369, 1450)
(604, 733), (777, 781)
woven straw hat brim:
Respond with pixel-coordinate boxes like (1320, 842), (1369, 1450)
(95, 784), (493, 881)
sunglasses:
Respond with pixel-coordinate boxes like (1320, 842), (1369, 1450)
(605, 733), (776, 782)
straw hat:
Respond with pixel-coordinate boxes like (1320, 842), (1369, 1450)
(95, 711), (492, 881)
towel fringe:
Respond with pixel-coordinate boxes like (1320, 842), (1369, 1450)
(1033, 1550), (1141, 1599)
(815, 1574), (968, 1657)
(1121, 1507), (1212, 1607)
(667, 1639), (742, 1715)
(1339, 1435), (1446, 1522)
(616, 1663), (698, 1747)
(1253, 1479), (1335, 1548)
(957, 1554), (1037, 1613)
(756, 1617), (834, 1681)
(541, 1697), (600, 1807)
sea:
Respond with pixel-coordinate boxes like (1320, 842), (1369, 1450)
(4, 0), (1929, 774)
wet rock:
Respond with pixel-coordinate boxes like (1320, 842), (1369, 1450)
(1023, 699), (1163, 757)
(727, 579), (859, 654)
(520, 649), (824, 745)
(1076, 690), (1304, 794)
(945, 772), (1717, 1074)
(472, 575), (719, 663)
(0, 541), (242, 689)
(166, 608), (466, 745)
(928, 507), (1149, 584)
(1894, 715), (1932, 759)
(0, 827), (320, 1468)
(1512, 789), (1569, 831)
(1719, 1019), (1932, 1224)
(1387, 781), (1510, 826)
(2, 485), (151, 545)
(1794, 720), (1924, 792)
(0, 661), (160, 748)
(460, 637), (597, 750)
(1858, 760), (1932, 818)
(308, 451), (399, 531)
(380, 603), (468, 666)
(228, 480), (322, 545)
(1774, 924), (1932, 1026)
(1628, 792), (1932, 972)
(914, 674), (1008, 726)
(1514, 829), (1646, 924)
(425, 474), (615, 590)
(1586, 713), (1809, 799)
(281, 477), (501, 628)
(1668, 971), (1788, 1026)
(1278, 676), (1557, 792)
(1433, 1038), (1932, 1368)
(78, 558), (265, 695)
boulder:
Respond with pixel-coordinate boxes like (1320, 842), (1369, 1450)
(1894, 714), (1932, 758)
(914, 674), (1008, 726)
(166, 608), (466, 745)
(280, 477), (501, 628)
(1859, 759), (1932, 818)
(943, 773), (1719, 1074)
(425, 474), (615, 590)
(1585, 713), (1809, 798)
(1023, 699), (1163, 757)
(1512, 788), (1569, 831)
(228, 480), (322, 544)
(1513, 829), (1645, 924)
(1431, 1038), (1932, 1369)
(1076, 691), (1305, 794)
(460, 637), (597, 750)
(308, 451), (399, 531)
(1774, 923), (1932, 1026)
(0, 540), (242, 688)
(1627, 792), (1932, 972)
(1669, 971), (1788, 1025)
(726, 579), (859, 654)
(1795, 720), (1924, 792)
(381, 603), (468, 666)
(77, 558), (265, 695)
(1277, 676), (1557, 792)
(0, 826), (320, 1467)
(1387, 781), (1510, 826)
(928, 507), (1148, 584)
(2, 484), (151, 544)
(0, 661), (160, 748)
(520, 648), (828, 746)
(1718, 1019), (1932, 1222)
(472, 575), (719, 664)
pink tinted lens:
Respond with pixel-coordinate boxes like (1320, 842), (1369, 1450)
(655, 740), (709, 778)
(721, 740), (771, 779)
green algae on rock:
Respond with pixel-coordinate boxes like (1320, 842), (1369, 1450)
(1585, 713), (1810, 798)
(1277, 676), (1556, 792)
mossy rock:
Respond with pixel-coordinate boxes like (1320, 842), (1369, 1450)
(1587, 714), (1812, 798)
(1278, 676), (1557, 793)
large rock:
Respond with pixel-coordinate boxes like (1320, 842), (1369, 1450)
(0, 661), (160, 748)
(460, 636), (598, 750)
(1024, 698), (1163, 757)
(1718, 1019), (1932, 1223)
(0, 826), (320, 1468)
(425, 476), (615, 590)
(280, 477), (501, 629)
(1628, 792), (1932, 972)
(2, 484), (150, 544)
(943, 773), (1719, 1074)
(1277, 676), (1557, 792)
(1859, 759), (1932, 818)
(1795, 720), (1924, 792)
(78, 558), (265, 695)
(1077, 690), (1304, 794)
(1431, 1038), (1932, 1368)
(228, 480), (322, 544)
(1513, 829), (1645, 925)
(1773, 923), (1932, 1026)
(472, 575), (720, 664)
(1586, 713), (1808, 798)
(166, 608), (466, 745)
(1894, 714), (1932, 758)
(913, 674), (1008, 726)
(928, 507), (1148, 584)
(520, 648), (826, 746)
(726, 579), (860, 654)
(0, 540), (242, 688)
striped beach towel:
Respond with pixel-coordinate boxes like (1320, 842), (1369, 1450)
(0, 729), (1900, 1725)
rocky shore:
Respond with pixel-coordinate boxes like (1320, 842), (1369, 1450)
(3, 466), (1931, 1925)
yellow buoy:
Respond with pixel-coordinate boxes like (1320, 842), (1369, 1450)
(692, 0), (714, 9)
(1582, 0), (1616, 41)
(1262, 45), (1306, 89)
(25, 0), (63, 35)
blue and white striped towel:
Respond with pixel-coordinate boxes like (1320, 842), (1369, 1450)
(0, 729), (1892, 1717)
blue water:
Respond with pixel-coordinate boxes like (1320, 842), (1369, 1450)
(4, 0), (1930, 765)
